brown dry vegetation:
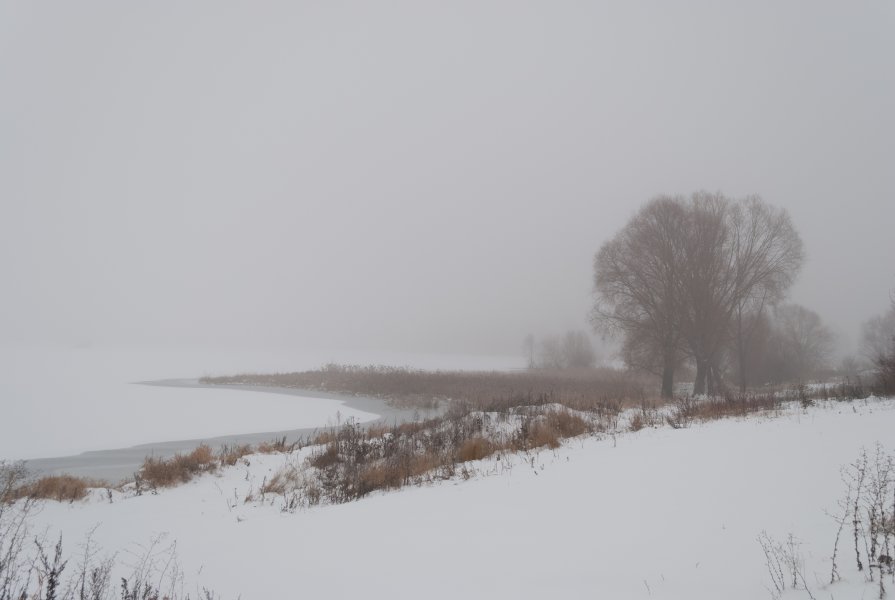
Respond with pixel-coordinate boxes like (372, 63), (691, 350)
(201, 364), (651, 410)
(261, 394), (604, 506)
(3, 376), (875, 506)
(1, 435), (303, 504)
(139, 436), (299, 489)
(256, 436), (293, 454)
(663, 381), (874, 429)
(139, 444), (218, 488)
(218, 443), (254, 467)
(9, 475), (109, 503)
(193, 371), (879, 509)
(260, 468), (299, 497)
(2, 460), (109, 504)
(457, 437), (495, 462)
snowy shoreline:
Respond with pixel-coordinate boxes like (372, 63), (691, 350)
(24, 379), (432, 483)
(0, 345), (519, 461)
(16, 396), (895, 599)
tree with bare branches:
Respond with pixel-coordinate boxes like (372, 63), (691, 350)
(592, 197), (688, 397)
(861, 306), (895, 366)
(593, 192), (803, 397)
(677, 193), (804, 394)
(768, 303), (835, 382)
(871, 295), (895, 394)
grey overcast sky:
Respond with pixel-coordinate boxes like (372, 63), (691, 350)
(1, 1), (893, 356)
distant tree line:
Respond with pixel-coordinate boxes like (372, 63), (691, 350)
(524, 331), (598, 370)
(862, 297), (895, 394)
(731, 303), (834, 387)
(591, 192), (812, 397)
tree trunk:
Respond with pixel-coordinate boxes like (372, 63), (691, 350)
(736, 307), (747, 393)
(661, 361), (675, 399)
(694, 358), (707, 396)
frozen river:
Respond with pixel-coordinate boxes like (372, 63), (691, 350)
(24, 379), (427, 483)
(0, 344), (520, 480)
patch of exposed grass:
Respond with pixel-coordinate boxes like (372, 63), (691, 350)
(527, 422), (561, 449)
(10, 475), (109, 503)
(139, 436), (301, 490)
(139, 444), (216, 488)
(545, 410), (591, 437)
(457, 437), (496, 462)
(218, 443), (254, 467)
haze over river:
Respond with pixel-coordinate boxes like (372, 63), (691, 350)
(0, 345), (521, 464)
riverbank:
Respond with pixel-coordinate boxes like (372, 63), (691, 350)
(15, 397), (895, 599)
(0, 345), (519, 460)
(24, 379), (434, 483)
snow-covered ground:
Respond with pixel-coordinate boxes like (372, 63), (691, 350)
(0, 345), (521, 459)
(23, 397), (895, 599)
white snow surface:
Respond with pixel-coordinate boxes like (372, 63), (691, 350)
(24, 397), (895, 599)
(0, 345), (521, 459)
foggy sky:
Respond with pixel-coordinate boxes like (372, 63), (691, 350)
(1, 1), (893, 357)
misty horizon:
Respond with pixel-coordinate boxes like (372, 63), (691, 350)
(2, 1), (893, 358)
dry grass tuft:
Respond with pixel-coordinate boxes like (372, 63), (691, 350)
(358, 464), (402, 493)
(257, 436), (292, 454)
(527, 422), (561, 449)
(310, 444), (340, 469)
(140, 444), (216, 487)
(12, 475), (108, 502)
(545, 410), (591, 437)
(218, 444), (253, 466)
(457, 437), (496, 462)
(261, 469), (298, 496)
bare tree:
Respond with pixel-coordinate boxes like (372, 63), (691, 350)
(593, 197), (688, 397)
(872, 296), (895, 394)
(561, 331), (597, 369)
(728, 309), (773, 388)
(768, 303), (835, 382)
(593, 192), (802, 397)
(522, 334), (536, 370)
(537, 334), (565, 370)
(860, 307), (895, 365)
(677, 193), (803, 395)
(534, 331), (597, 369)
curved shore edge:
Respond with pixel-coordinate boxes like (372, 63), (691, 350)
(23, 378), (436, 484)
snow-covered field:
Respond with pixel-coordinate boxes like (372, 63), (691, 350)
(23, 397), (895, 599)
(0, 345), (521, 459)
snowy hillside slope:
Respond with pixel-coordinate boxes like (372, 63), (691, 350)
(22, 398), (895, 599)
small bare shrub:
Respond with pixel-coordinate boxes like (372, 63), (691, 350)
(829, 445), (895, 598)
(218, 444), (253, 467)
(0, 464), (34, 600)
(1, 508), (219, 600)
(758, 531), (816, 600)
(1, 461), (29, 504)
(310, 444), (340, 470)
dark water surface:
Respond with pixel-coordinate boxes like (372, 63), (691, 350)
(24, 379), (432, 484)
